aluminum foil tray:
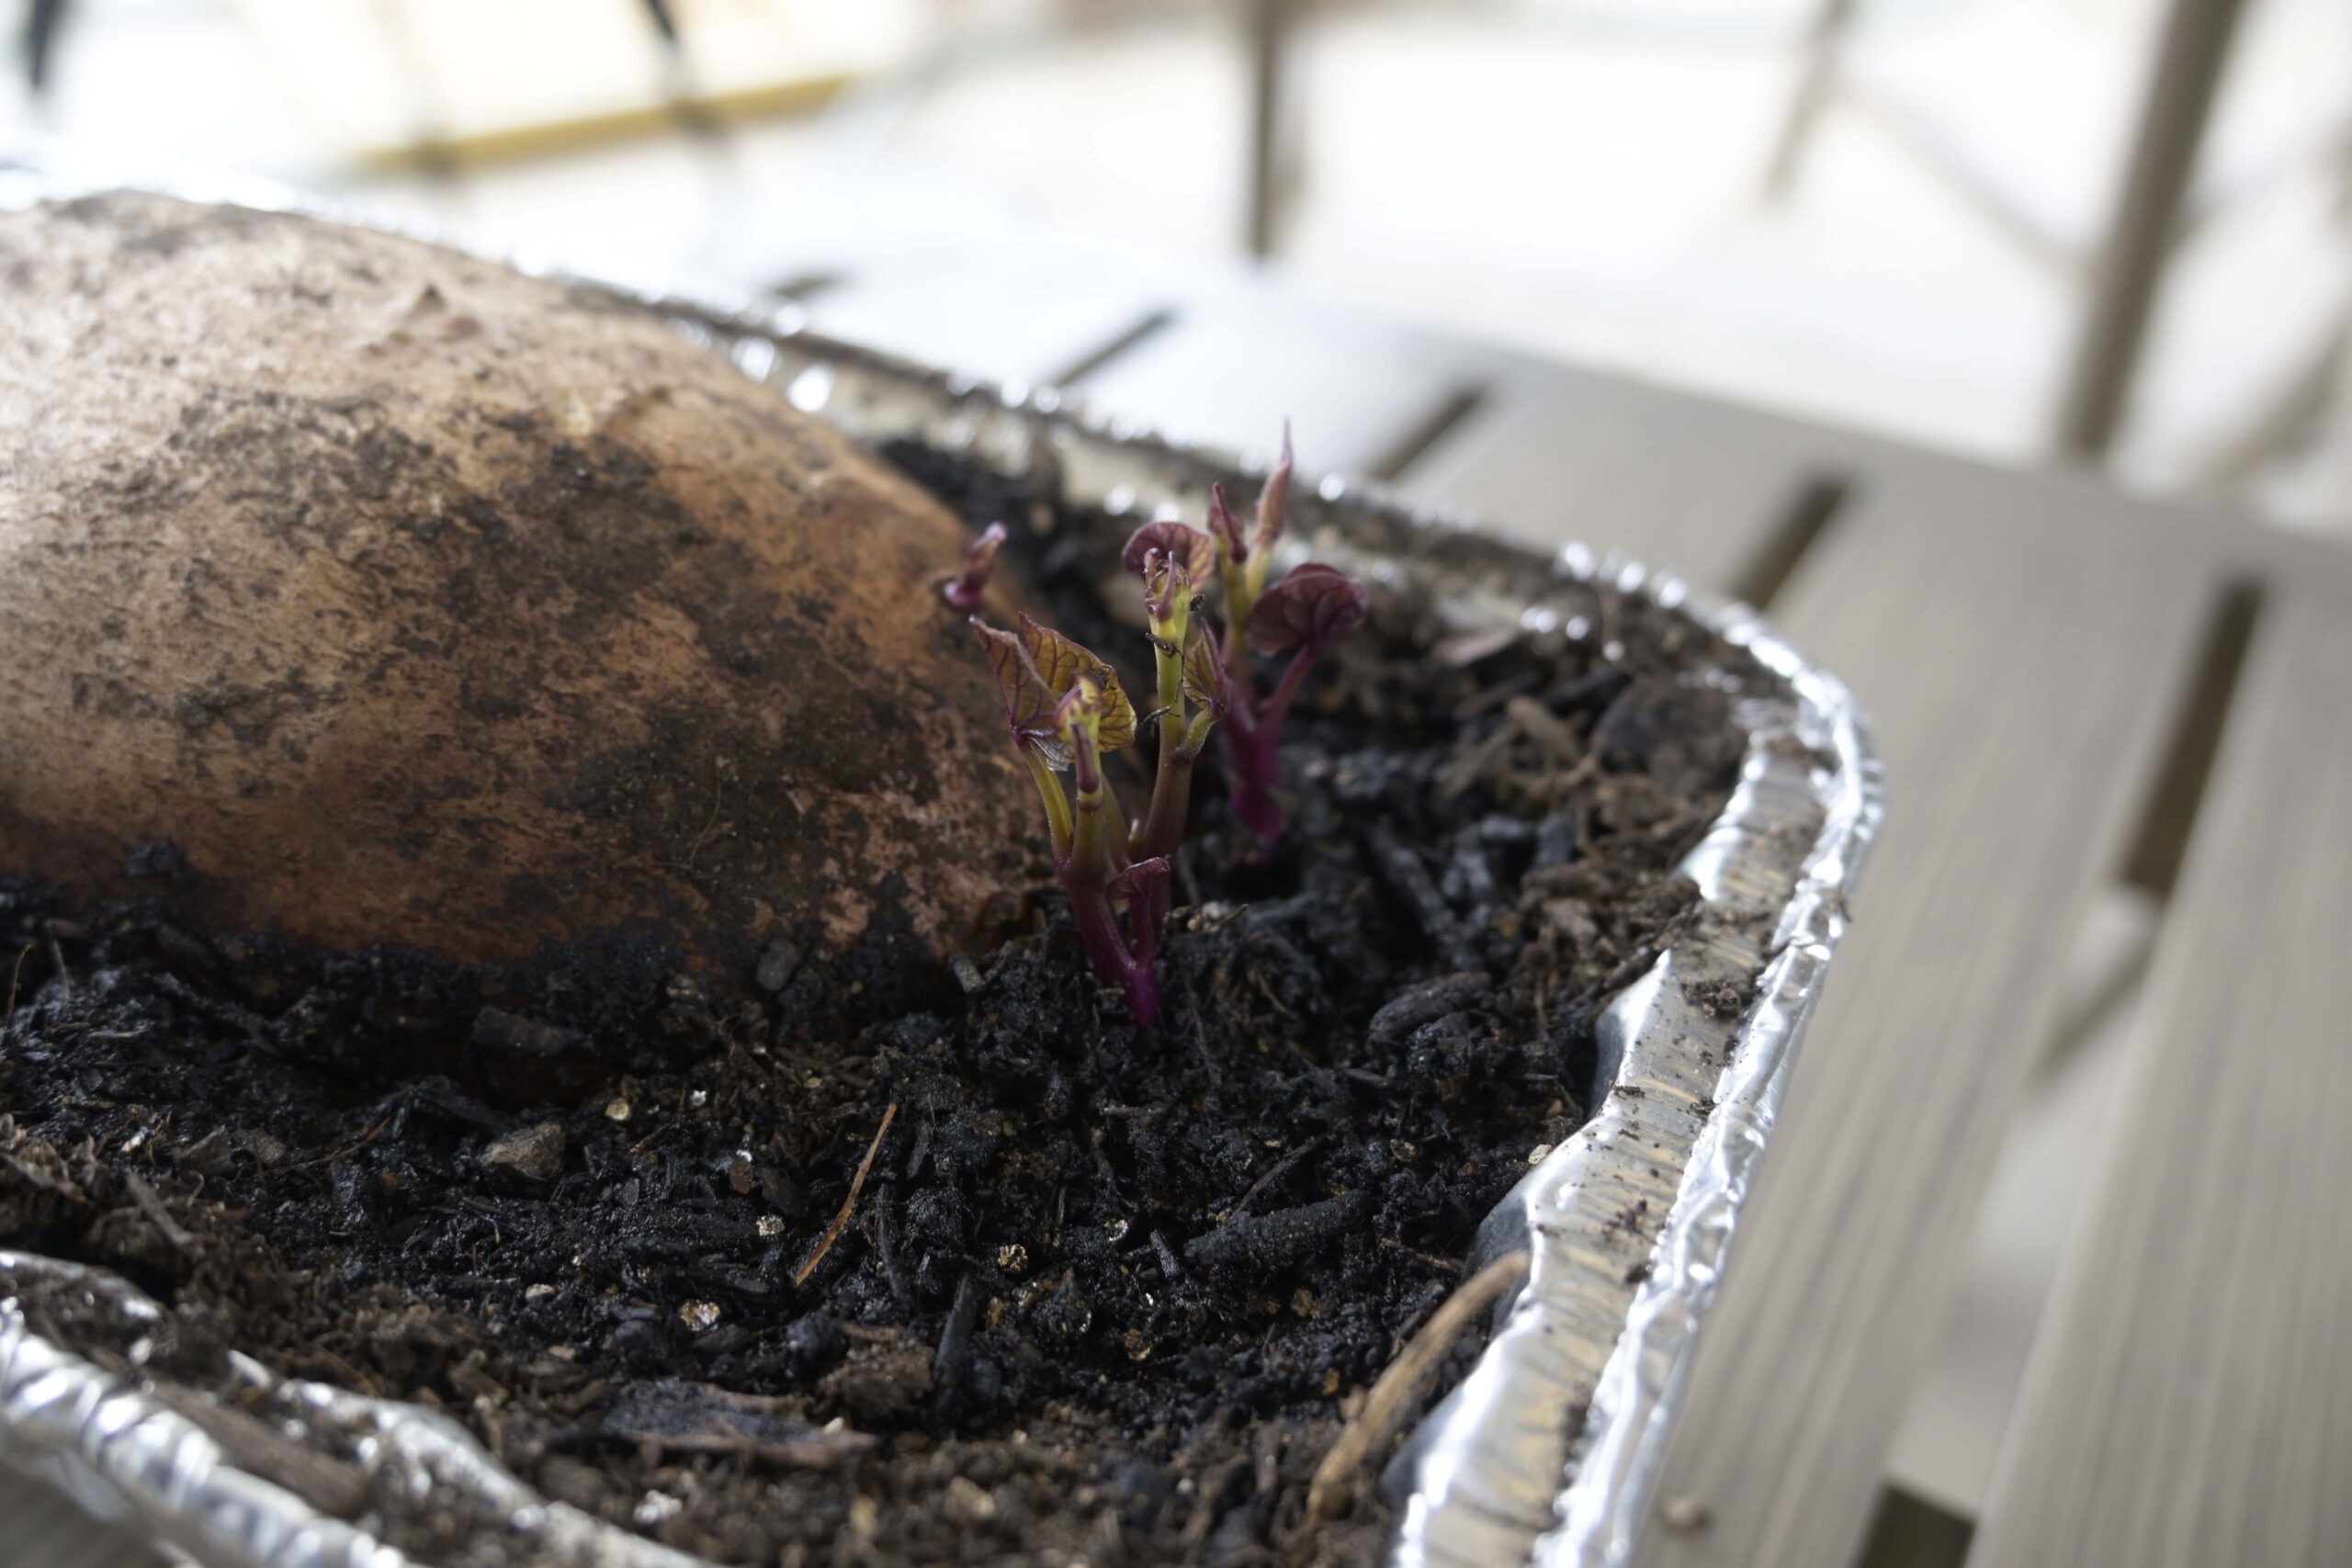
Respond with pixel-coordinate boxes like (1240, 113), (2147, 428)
(0, 164), (1883, 1568)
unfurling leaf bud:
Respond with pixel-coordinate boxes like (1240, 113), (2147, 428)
(1206, 484), (1249, 567)
(1250, 422), (1294, 559)
(1181, 620), (1228, 717)
(943, 522), (1008, 611)
(1121, 521), (1216, 590)
(1056, 674), (1114, 793)
(1110, 856), (1170, 913)
(1124, 522), (1214, 627)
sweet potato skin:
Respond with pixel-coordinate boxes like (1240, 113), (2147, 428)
(0, 192), (1035, 973)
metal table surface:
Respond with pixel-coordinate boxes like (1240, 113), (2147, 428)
(10, 203), (2352, 1568)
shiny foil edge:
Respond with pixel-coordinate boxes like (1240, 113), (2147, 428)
(0, 1253), (710, 1568)
(0, 155), (1883, 1568)
(1, 1257), (413, 1568)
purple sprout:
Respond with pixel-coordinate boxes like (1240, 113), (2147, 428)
(943, 522), (1009, 611)
(1206, 429), (1371, 845)
(971, 614), (1181, 1027)
(1117, 521), (1225, 911)
(964, 425), (1363, 1023)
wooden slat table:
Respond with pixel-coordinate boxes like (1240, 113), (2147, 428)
(1622, 458), (2220, 1568)
(10, 199), (2351, 1568)
(1967, 585), (2352, 1568)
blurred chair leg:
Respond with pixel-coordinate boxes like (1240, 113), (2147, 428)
(21, 0), (69, 94)
(2053, 0), (2250, 459)
(1244, 0), (1296, 259)
(1761, 0), (1858, 203)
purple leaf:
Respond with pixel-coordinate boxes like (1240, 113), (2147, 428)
(1109, 855), (1170, 909)
(1205, 483), (1249, 566)
(1246, 563), (1369, 657)
(1120, 521), (1216, 590)
(972, 615), (1136, 759)
(942, 522), (1008, 611)
(1250, 422), (1294, 558)
(1180, 619), (1229, 715)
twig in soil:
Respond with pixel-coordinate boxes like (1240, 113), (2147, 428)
(1376, 1235), (1461, 1275)
(1226, 1134), (1325, 1219)
(599, 1381), (877, 1469)
(627, 1122), (676, 1166)
(1175, 845), (1204, 912)
(1558, 748), (1604, 797)
(1151, 1228), (1190, 1290)
(1250, 968), (1295, 1017)
(1301, 1249), (1532, 1541)
(1181, 967), (1217, 1076)
(299, 1110), (396, 1169)
(1182, 1453), (1254, 1553)
(145, 1382), (370, 1517)
(794, 1100), (898, 1287)
(933, 1271), (980, 1398)
(122, 1171), (198, 1254)
(1503, 694), (1583, 768)
(903, 1111), (933, 1181)
(47, 937), (72, 995)
(1592, 942), (1664, 1000)
(148, 971), (267, 1040)
(6, 942), (30, 1016)
(873, 1189), (912, 1311)
(1437, 720), (1515, 803)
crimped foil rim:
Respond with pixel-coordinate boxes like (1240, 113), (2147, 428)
(0, 152), (1883, 1568)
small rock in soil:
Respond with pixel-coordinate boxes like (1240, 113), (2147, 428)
(480, 1122), (566, 1186)
(756, 939), (804, 993)
(820, 1338), (934, 1426)
(123, 837), (188, 878)
(469, 1007), (604, 1106)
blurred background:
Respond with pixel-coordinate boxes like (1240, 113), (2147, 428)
(6, 0), (2346, 530)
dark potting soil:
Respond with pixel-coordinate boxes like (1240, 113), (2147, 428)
(0, 450), (1770, 1568)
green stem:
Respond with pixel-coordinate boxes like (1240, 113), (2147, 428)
(1136, 594), (1193, 866)
(1023, 747), (1073, 863)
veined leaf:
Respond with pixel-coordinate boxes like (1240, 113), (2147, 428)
(974, 615), (1135, 757)
(1181, 619), (1229, 715)
(1246, 563), (1369, 657)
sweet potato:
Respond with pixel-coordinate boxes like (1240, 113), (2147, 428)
(0, 192), (1035, 975)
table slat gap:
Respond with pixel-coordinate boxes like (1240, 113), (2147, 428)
(1965, 584), (2352, 1568)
